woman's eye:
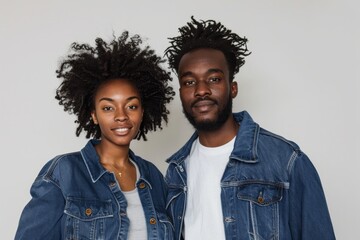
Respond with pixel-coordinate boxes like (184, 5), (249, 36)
(102, 106), (113, 111)
(128, 105), (138, 110)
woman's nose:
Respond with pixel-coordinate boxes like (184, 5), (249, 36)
(114, 109), (128, 122)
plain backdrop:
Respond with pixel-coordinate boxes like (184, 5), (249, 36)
(1, 0), (358, 239)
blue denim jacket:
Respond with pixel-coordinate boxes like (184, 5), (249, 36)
(15, 140), (173, 240)
(165, 111), (335, 240)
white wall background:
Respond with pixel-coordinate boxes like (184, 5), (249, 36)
(1, 0), (358, 239)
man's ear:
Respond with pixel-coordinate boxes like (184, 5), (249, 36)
(231, 81), (238, 98)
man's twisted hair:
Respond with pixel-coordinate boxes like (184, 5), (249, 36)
(165, 16), (251, 80)
(55, 31), (175, 140)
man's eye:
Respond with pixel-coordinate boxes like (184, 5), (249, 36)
(209, 77), (220, 82)
(184, 80), (195, 86)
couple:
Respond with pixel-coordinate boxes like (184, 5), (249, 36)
(15, 17), (335, 240)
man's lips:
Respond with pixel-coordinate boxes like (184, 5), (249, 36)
(192, 99), (216, 107)
(192, 99), (216, 112)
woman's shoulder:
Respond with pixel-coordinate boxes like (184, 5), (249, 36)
(37, 151), (83, 179)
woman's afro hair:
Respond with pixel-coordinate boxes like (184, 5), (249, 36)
(165, 16), (251, 80)
(55, 31), (175, 140)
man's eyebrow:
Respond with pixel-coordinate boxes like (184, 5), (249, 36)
(179, 71), (193, 79)
(179, 68), (224, 79)
(207, 68), (224, 74)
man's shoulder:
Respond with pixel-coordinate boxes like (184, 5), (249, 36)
(234, 111), (301, 152)
(258, 127), (300, 152)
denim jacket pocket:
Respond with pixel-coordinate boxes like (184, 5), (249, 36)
(237, 181), (284, 206)
(157, 211), (175, 240)
(64, 197), (113, 240)
(237, 181), (287, 240)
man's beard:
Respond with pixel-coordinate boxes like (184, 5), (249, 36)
(182, 95), (233, 131)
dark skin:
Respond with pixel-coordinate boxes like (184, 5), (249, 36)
(91, 78), (144, 191)
(178, 48), (239, 147)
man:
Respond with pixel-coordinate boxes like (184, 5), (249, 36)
(164, 16), (335, 240)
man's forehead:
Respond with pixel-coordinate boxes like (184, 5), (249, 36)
(178, 48), (228, 74)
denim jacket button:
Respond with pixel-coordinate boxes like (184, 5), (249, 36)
(109, 182), (116, 187)
(257, 196), (264, 204)
(139, 182), (146, 189)
(149, 217), (157, 224)
(85, 208), (92, 216)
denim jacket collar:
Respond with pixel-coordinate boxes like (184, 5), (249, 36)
(166, 111), (260, 165)
(81, 139), (153, 188)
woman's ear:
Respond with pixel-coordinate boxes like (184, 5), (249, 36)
(91, 112), (98, 125)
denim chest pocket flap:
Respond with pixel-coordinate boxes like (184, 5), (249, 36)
(237, 182), (285, 206)
(64, 197), (114, 221)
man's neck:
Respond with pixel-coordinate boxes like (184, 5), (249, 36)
(197, 116), (239, 147)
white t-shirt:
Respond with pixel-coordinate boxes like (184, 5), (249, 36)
(123, 161), (147, 240)
(184, 137), (235, 240)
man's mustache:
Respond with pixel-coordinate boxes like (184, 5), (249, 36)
(191, 97), (217, 108)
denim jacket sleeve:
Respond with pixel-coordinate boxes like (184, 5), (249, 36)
(288, 152), (336, 239)
(15, 161), (65, 240)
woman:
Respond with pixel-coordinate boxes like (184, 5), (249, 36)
(15, 31), (175, 240)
